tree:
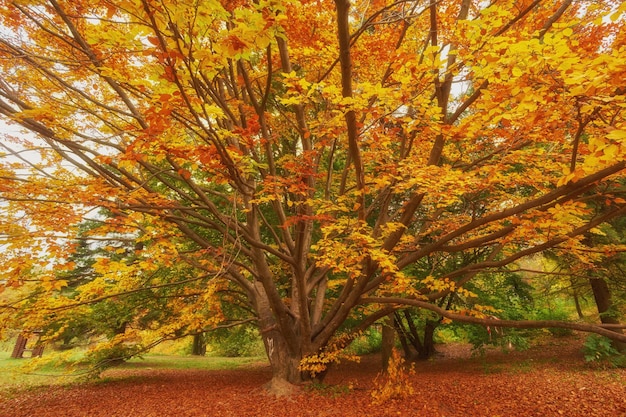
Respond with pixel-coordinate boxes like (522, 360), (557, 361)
(584, 214), (626, 351)
(1, 0), (626, 389)
(554, 213), (626, 351)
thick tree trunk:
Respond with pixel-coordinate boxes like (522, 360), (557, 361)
(589, 277), (625, 351)
(253, 282), (305, 391)
(261, 329), (303, 385)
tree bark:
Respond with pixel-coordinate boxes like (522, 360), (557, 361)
(420, 320), (438, 360)
(394, 314), (413, 360)
(571, 278), (584, 319)
(589, 277), (625, 351)
(393, 310), (439, 360)
(253, 283), (305, 389)
(381, 317), (395, 372)
(261, 330), (304, 385)
(191, 333), (206, 356)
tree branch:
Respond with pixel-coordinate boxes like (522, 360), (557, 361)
(361, 297), (626, 343)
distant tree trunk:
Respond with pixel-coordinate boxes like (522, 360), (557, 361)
(421, 320), (438, 359)
(191, 333), (206, 356)
(381, 316), (395, 372)
(589, 277), (625, 352)
(393, 310), (439, 361)
(571, 278), (584, 319)
(395, 315), (413, 359)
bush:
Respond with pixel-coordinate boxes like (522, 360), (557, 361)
(149, 337), (194, 356)
(582, 335), (626, 368)
(434, 326), (464, 344)
(533, 308), (574, 337)
(346, 328), (382, 355)
(464, 324), (531, 355)
(207, 326), (265, 357)
(500, 332), (530, 351)
(82, 342), (144, 378)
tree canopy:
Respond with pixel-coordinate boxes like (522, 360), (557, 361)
(1, 0), (625, 386)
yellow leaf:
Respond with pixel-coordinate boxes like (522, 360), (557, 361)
(606, 129), (626, 141)
(54, 280), (68, 291)
(603, 144), (619, 159)
(589, 227), (606, 236)
(610, 11), (622, 22)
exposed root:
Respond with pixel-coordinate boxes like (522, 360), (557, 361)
(263, 377), (300, 397)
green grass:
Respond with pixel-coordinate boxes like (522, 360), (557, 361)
(122, 354), (267, 370)
(303, 380), (353, 398)
(0, 351), (80, 397)
(0, 349), (267, 398)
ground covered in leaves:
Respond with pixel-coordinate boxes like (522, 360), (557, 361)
(1, 336), (625, 416)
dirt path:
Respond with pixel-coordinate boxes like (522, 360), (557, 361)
(1, 336), (625, 416)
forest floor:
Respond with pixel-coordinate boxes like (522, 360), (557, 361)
(1, 335), (625, 417)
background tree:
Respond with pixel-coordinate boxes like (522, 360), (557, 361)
(551, 212), (626, 351)
(1, 0), (626, 389)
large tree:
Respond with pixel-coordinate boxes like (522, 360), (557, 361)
(1, 0), (625, 388)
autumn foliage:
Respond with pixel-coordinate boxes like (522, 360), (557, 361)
(370, 349), (415, 405)
(0, 0), (625, 386)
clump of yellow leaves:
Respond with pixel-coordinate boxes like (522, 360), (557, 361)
(420, 275), (477, 299)
(370, 349), (415, 405)
(299, 333), (360, 379)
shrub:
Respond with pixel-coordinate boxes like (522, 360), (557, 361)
(82, 341), (144, 378)
(207, 326), (265, 357)
(434, 326), (464, 344)
(346, 328), (382, 355)
(464, 324), (532, 356)
(533, 308), (574, 337)
(582, 335), (626, 368)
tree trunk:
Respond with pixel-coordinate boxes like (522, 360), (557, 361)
(419, 320), (438, 360)
(191, 333), (206, 356)
(261, 329), (303, 383)
(381, 316), (395, 372)
(253, 283), (305, 391)
(393, 310), (439, 361)
(394, 313), (413, 360)
(572, 280), (584, 319)
(589, 277), (625, 352)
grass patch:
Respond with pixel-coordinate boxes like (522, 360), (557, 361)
(304, 380), (353, 398)
(122, 355), (267, 371)
(0, 349), (268, 397)
(0, 351), (80, 397)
